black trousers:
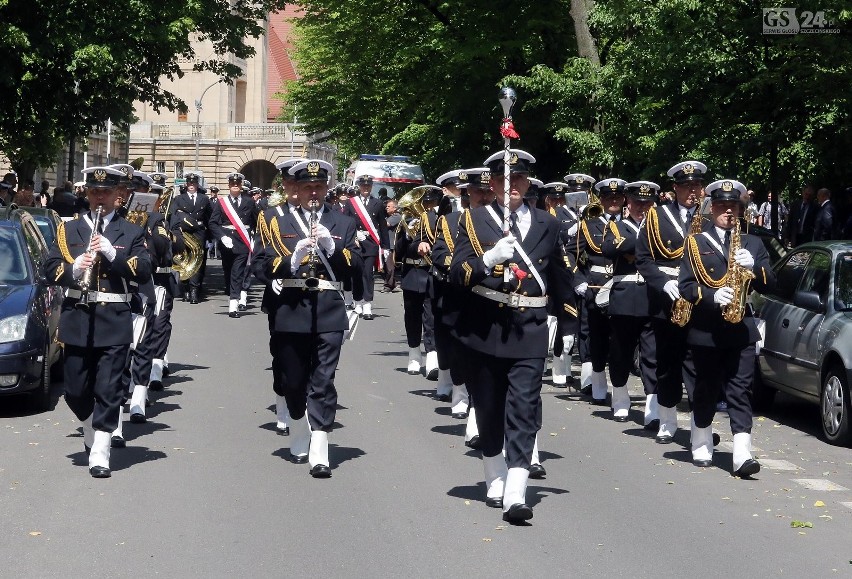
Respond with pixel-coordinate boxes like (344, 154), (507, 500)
(653, 318), (696, 408)
(188, 231), (206, 289)
(269, 327), (285, 397)
(220, 244), (248, 300)
(463, 348), (544, 469)
(691, 344), (755, 433)
(402, 289), (435, 351)
(434, 318), (464, 386)
(64, 344), (129, 432)
(608, 315), (657, 392)
(354, 252), (377, 302)
(578, 294), (610, 371)
(149, 290), (174, 360)
(130, 305), (158, 387)
(274, 331), (343, 432)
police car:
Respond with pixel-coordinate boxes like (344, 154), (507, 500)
(346, 155), (424, 199)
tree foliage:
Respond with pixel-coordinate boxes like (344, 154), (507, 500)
(0, 0), (287, 178)
(288, 0), (851, 194)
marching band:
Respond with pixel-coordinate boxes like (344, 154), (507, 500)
(39, 136), (775, 526)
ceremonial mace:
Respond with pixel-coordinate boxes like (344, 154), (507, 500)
(498, 87), (524, 287)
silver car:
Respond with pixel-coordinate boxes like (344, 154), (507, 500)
(751, 241), (852, 446)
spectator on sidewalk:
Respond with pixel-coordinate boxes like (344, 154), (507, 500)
(382, 198), (401, 292)
(813, 188), (835, 241)
(757, 191), (787, 236)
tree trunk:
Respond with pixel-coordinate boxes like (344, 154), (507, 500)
(9, 160), (38, 186)
(570, 0), (600, 66)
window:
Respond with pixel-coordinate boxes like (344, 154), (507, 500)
(175, 161), (184, 179)
(798, 251), (831, 301)
(772, 250), (811, 302)
(835, 254), (852, 311)
(178, 112), (187, 122)
(156, 161), (166, 174)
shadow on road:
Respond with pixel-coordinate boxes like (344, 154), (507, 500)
(431, 424), (465, 437)
(111, 447), (169, 472)
(124, 421), (172, 442)
(527, 485), (570, 508)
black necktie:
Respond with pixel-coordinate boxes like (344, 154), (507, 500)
(190, 194), (196, 205)
(723, 230), (731, 252)
(510, 211), (521, 239)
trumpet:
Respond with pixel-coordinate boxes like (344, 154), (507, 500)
(76, 204), (104, 311)
(305, 200), (320, 289)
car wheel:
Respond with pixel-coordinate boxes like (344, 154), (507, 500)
(751, 357), (776, 413)
(31, 347), (52, 412)
(820, 365), (852, 446)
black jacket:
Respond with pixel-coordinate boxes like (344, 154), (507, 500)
(601, 216), (651, 317)
(209, 192), (259, 254)
(344, 195), (390, 255)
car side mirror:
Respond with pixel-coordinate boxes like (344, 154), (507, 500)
(793, 290), (825, 313)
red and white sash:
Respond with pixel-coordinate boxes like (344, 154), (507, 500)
(350, 195), (383, 270)
(220, 196), (252, 249)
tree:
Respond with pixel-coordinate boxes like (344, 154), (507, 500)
(0, 0), (287, 180)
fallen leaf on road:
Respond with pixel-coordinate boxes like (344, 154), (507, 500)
(666, 481), (675, 485)
(790, 521), (813, 528)
(549, 432), (557, 436)
(722, 497), (731, 500)
(482, 538), (492, 542)
(464, 500), (470, 505)
(29, 531), (41, 536)
(814, 500), (826, 507)
(757, 417), (765, 421)
(495, 525), (506, 530)
(773, 425), (781, 428)
(820, 515), (833, 520)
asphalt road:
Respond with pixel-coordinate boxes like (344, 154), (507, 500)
(1, 264), (850, 577)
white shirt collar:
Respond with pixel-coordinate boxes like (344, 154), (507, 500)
(714, 225), (732, 242)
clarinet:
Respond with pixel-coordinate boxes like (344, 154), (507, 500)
(76, 204), (104, 311)
(305, 200), (320, 288)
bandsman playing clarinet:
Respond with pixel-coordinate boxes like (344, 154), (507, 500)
(449, 149), (577, 523)
(45, 166), (151, 478)
(253, 160), (361, 478)
(678, 179), (775, 475)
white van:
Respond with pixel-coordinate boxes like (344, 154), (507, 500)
(346, 155), (424, 199)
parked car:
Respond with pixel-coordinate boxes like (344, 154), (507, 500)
(17, 206), (62, 247)
(0, 205), (62, 410)
(751, 241), (852, 446)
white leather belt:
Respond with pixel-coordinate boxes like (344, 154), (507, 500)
(404, 258), (426, 266)
(155, 267), (173, 274)
(590, 265), (613, 276)
(281, 279), (342, 291)
(67, 289), (132, 303)
(612, 273), (644, 284)
(659, 266), (680, 277)
(471, 285), (548, 308)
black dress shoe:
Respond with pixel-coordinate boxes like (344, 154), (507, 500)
(189, 288), (199, 304)
(713, 433), (721, 447)
(529, 463), (547, 479)
(552, 381), (569, 389)
(277, 426), (290, 436)
(310, 464), (332, 478)
(111, 436), (125, 448)
(434, 393), (451, 402)
(229, 311), (240, 319)
(644, 419), (660, 431)
(238, 304), (246, 311)
(591, 397), (608, 406)
(426, 368), (439, 381)
(149, 380), (163, 392)
(693, 458), (713, 468)
(485, 497), (503, 509)
(579, 385), (593, 396)
(503, 503), (533, 523)
(451, 411), (468, 420)
(162, 365), (170, 377)
(464, 435), (481, 450)
(291, 454), (308, 464)
(734, 459), (761, 478)
(614, 414), (629, 423)
(130, 412), (146, 424)
(655, 434), (673, 444)
(362, 313), (374, 320)
(84, 444), (90, 455)
(89, 466), (111, 478)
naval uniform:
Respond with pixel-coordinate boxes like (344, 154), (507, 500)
(45, 212), (151, 434)
(601, 216), (656, 418)
(449, 200), (576, 468)
(209, 192), (258, 306)
(395, 210), (437, 365)
(678, 227), (775, 442)
(344, 194), (389, 307)
(171, 190), (211, 296)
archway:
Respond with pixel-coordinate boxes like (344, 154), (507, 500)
(240, 159), (278, 190)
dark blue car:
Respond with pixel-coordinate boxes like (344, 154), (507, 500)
(0, 205), (62, 410)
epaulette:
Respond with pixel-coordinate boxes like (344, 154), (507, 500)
(57, 221), (75, 264)
(464, 210), (483, 257)
(342, 248), (351, 266)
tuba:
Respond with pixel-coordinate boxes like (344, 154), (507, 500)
(397, 186), (440, 265)
(580, 188), (604, 220)
(671, 209), (704, 327)
(159, 186), (204, 281)
(721, 217), (755, 324)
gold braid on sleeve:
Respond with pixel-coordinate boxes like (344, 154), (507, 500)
(465, 211), (483, 257)
(581, 221), (602, 254)
(438, 216), (455, 254)
(256, 213), (270, 248)
(609, 220), (624, 247)
(57, 222), (75, 264)
(423, 212), (436, 244)
(687, 235), (727, 288)
(270, 218), (291, 256)
(647, 208), (683, 260)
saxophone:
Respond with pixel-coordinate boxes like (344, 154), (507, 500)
(721, 218), (755, 324)
(670, 209), (703, 327)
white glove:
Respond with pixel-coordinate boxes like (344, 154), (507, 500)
(382, 248), (390, 260)
(566, 224), (578, 238)
(221, 236), (233, 249)
(482, 235), (516, 269)
(290, 238), (313, 274)
(72, 253), (87, 280)
(714, 286), (735, 306)
(356, 230), (368, 242)
(271, 279), (283, 295)
(97, 236), (116, 262)
(562, 334), (575, 355)
(663, 279), (681, 301)
(315, 224), (335, 256)
(734, 248), (755, 270)
(574, 282), (588, 296)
